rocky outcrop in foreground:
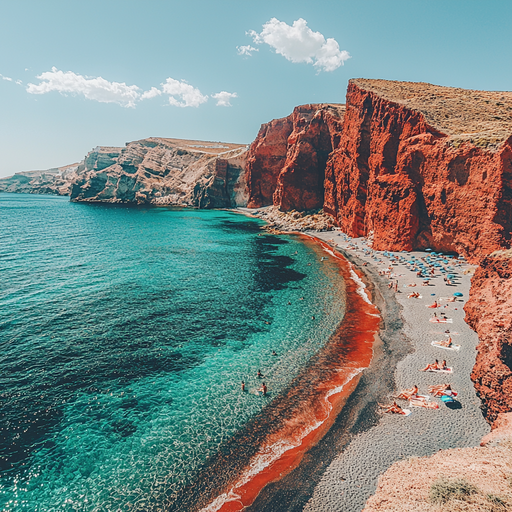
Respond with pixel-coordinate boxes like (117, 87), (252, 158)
(465, 250), (512, 426)
(70, 138), (248, 207)
(325, 79), (512, 262)
(246, 104), (345, 211)
(363, 440), (512, 511)
(0, 162), (82, 195)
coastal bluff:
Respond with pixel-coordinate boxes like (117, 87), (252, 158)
(325, 79), (512, 261)
(70, 138), (249, 207)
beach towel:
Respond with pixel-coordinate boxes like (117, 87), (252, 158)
(429, 318), (453, 323)
(402, 409), (412, 416)
(424, 367), (453, 373)
(431, 341), (461, 351)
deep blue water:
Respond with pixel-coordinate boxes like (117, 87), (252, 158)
(0, 193), (346, 511)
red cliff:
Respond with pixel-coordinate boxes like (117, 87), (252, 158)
(246, 104), (345, 210)
(325, 79), (512, 261)
(465, 250), (512, 427)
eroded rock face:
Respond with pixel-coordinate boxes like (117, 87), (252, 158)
(0, 162), (82, 196)
(325, 79), (512, 261)
(70, 138), (248, 207)
(246, 104), (345, 210)
(465, 250), (512, 426)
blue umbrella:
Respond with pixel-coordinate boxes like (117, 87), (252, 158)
(454, 292), (463, 297)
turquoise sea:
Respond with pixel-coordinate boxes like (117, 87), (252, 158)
(0, 194), (347, 511)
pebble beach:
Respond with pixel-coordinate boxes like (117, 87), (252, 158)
(301, 231), (490, 512)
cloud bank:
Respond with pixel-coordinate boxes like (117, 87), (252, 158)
(237, 45), (258, 57)
(26, 68), (236, 109)
(161, 78), (208, 108)
(27, 67), (141, 107)
(248, 18), (350, 72)
(212, 91), (237, 107)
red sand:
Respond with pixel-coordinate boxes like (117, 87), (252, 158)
(203, 237), (380, 512)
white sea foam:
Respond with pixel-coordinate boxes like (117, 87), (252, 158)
(200, 368), (365, 512)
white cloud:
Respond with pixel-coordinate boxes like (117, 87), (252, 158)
(0, 74), (12, 81)
(249, 18), (350, 72)
(161, 78), (208, 108)
(141, 87), (162, 100)
(237, 45), (258, 57)
(212, 91), (237, 107)
(26, 67), (141, 107)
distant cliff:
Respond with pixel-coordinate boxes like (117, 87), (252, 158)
(70, 138), (248, 208)
(324, 79), (512, 262)
(0, 162), (82, 196)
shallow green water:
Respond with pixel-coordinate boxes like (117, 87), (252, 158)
(0, 194), (346, 511)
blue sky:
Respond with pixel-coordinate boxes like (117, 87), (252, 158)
(1, 0), (511, 177)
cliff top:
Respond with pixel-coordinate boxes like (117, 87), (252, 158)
(351, 78), (512, 147)
(140, 137), (248, 155)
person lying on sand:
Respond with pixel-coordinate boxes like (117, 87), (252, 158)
(422, 280), (430, 286)
(408, 292), (420, 298)
(396, 385), (419, 400)
(428, 384), (456, 397)
(421, 360), (440, 371)
(407, 283), (417, 287)
(378, 401), (406, 415)
(437, 336), (453, 348)
(427, 301), (438, 308)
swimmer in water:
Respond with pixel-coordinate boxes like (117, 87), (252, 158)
(311, 315), (315, 320)
(258, 382), (267, 395)
(257, 369), (263, 378)
(241, 381), (245, 392)
(272, 350), (277, 356)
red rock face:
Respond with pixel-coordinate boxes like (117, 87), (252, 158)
(246, 104), (345, 210)
(324, 81), (512, 262)
(465, 251), (512, 426)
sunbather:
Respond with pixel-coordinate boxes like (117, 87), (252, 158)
(428, 384), (456, 397)
(396, 385), (419, 400)
(421, 360), (440, 371)
(437, 336), (453, 348)
(378, 401), (406, 415)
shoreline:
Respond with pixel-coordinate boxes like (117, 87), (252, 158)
(301, 232), (489, 511)
(191, 235), (381, 512)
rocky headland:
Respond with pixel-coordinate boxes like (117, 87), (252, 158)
(0, 162), (82, 195)
(70, 138), (249, 207)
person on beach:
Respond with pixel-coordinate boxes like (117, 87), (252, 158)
(428, 300), (438, 308)
(429, 384), (456, 397)
(440, 360), (448, 370)
(438, 336), (453, 348)
(379, 401), (406, 415)
(258, 382), (267, 395)
(396, 385), (419, 400)
(421, 360), (440, 371)
(394, 281), (398, 292)
(408, 292), (420, 298)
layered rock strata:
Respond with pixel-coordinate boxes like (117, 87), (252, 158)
(465, 250), (512, 426)
(0, 162), (82, 195)
(246, 104), (345, 211)
(325, 79), (512, 261)
(70, 138), (248, 207)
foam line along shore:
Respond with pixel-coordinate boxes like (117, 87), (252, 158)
(195, 234), (381, 512)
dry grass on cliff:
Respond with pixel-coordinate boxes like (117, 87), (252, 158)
(363, 443), (512, 512)
(352, 78), (512, 148)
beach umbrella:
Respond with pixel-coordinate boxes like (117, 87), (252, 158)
(453, 292), (463, 297)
